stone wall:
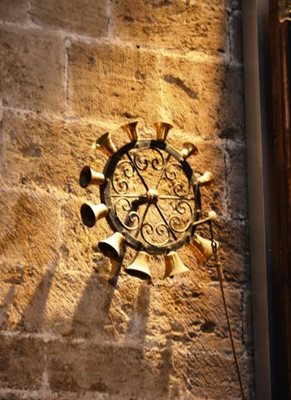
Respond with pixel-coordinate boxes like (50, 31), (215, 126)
(0, 1), (253, 399)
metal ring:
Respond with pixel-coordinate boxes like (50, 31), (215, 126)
(100, 140), (201, 255)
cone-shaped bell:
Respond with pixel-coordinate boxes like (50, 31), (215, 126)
(126, 251), (152, 280)
(93, 132), (117, 157)
(181, 142), (199, 159)
(98, 232), (125, 258)
(197, 171), (214, 186)
(79, 166), (105, 188)
(189, 234), (219, 264)
(121, 121), (139, 141)
(164, 251), (189, 278)
(154, 122), (173, 141)
(80, 203), (108, 227)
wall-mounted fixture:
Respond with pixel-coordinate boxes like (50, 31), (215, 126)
(79, 121), (217, 280)
(78, 121), (245, 399)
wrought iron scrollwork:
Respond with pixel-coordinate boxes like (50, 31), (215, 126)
(102, 140), (199, 253)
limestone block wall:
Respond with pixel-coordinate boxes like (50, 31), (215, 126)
(0, 1), (253, 399)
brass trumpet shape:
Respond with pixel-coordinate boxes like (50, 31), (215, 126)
(164, 251), (189, 278)
(189, 233), (219, 264)
(154, 122), (173, 142)
(197, 171), (214, 186)
(181, 142), (199, 159)
(79, 166), (105, 188)
(121, 121), (139, 141)
(126, 251), (152, 280)
(80, 203), (108, 227)
(98, 232), (125, 258)
(93, 132), (117, 157)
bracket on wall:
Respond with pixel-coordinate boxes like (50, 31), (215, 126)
(79, 121), (217, 280)
(78, 121), (245, 399)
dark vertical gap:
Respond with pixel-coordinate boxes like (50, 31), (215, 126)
(268, 1), (291, 397)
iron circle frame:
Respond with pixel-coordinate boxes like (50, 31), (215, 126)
(100, 139), (201, 255)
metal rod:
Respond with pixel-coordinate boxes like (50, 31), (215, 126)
(154, 203), (178, 241)
(126, 152), (149, 191)
(111, 194), (195, 201)
(134, 203), (151, 238)
(155, 153), (171, 189)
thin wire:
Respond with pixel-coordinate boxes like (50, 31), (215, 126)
(209, 222), (246, 400)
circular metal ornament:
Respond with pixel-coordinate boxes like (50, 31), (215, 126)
(100, 140), (201, 255)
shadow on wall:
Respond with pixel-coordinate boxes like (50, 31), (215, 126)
(47, 282), (173, 398)
(0, 258), (173, 398)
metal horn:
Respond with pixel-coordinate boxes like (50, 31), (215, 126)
(154, 122), (173, 141)
(80, 203), (108, 227)
(197, 171), (214, 186)
(164, 251), (189, 278)
(79, 166), (105, 188)
(98, 232), (125, 258)
(121, 121), (139, 141)
(189, 233), (219, 264)
(93, 132), (117, 157)
(126, 251), (152, 280)
(181, 142), (199, 159)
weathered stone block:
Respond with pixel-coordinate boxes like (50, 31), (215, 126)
(1, 110), (107, 194)
(67, 41), (160, 122)
(0, 394), (22, 400)
(0, 395), (45, 400)
(47, 341), (172, 398)
(111, 1), (227, 55)
(145, 282), (244, 352)
(0, 189), (60, 268)
(0, 334), (45, 390)
(29, 0), (108, 37)
(230, 12), (243, 64)
(227, 0), (242, 11)
(172, 344), (251, 399)
(0, 25), (64, 114)
(225, 143), (248, 219)
(39, 271), (118, 338)
(209, 219), (250, 283)
(242, 289), (253, 350)
(0, 0), (27, 22)
(160, 57), (244, 140)
(1, 266), (60, 333)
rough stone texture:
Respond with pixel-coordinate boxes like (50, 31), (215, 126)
(1, 110), (107, 194)
(0, 335), (45, 390)
(0, 0), (28, 23)
(0, 0), (253, 399)
(111, 1), (227, 55)
(211, 219), (250, 283)
(225, 142), (248, 219)
(47, 340), (171, 397)
(67, 41), (160, 122)
(160, 56), (244, 139)
(0, 25), (64, 114)
(174, 345), (250, 399)
(230, 12), (243, 64)
(0, 189), (60, 267)
(30, 0), (108, 37)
